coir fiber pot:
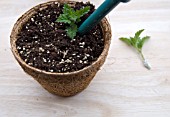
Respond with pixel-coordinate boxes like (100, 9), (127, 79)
(10, 0), (112, 97)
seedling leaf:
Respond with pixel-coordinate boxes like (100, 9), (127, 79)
(56, 4), (90, 39)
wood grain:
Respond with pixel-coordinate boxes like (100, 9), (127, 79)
(1, 0), (170, 117)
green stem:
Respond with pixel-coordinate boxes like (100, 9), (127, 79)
(139, 50), (145, 61)
(138, 50), (151, 70)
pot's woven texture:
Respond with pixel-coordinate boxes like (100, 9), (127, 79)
(10, 0), (112, 97)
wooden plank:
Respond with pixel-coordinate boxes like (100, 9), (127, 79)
(0, 0), (170, 117)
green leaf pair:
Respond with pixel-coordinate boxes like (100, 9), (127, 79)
(56, 4), (90, 39)
(119, 29), (150, 51)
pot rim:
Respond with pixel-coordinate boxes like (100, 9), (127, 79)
(10, 0), (112, 76)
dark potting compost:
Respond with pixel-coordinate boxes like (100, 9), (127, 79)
(16, 2), (104, 73)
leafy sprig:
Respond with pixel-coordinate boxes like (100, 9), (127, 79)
(56, 4), (90, 39)
(119, 29), (151, 70)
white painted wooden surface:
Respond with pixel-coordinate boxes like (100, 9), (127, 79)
(1, 0), (170, 117)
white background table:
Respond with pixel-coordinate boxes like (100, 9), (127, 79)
(1, 0), (170, 117)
